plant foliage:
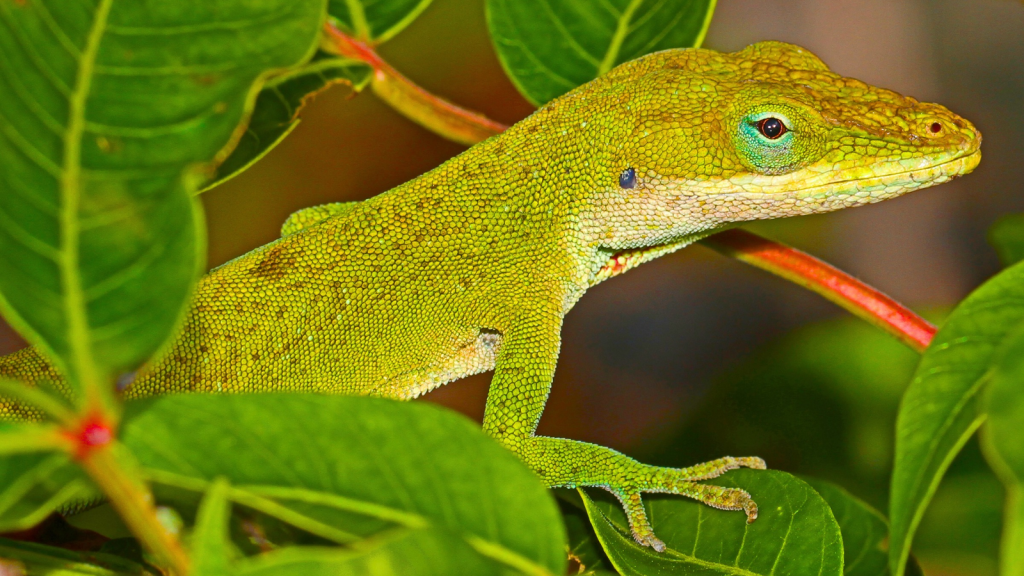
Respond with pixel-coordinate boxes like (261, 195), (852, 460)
(0, 0), (1019, 575)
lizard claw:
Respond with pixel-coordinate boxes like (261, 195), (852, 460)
(637, 532), (666, 552)
(746, 456), (767, 470)
(743, 498), (759, 523)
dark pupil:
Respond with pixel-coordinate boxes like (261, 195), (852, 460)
(619, 167), (636, 189)
(759, 118), (785, 139)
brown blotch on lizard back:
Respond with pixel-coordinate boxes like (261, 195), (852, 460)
(251, 243), (298, 281)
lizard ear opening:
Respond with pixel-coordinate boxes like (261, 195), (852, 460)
(619, 167), (637, 189)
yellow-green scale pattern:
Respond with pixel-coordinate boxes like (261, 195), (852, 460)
(0, 41), (981, 550)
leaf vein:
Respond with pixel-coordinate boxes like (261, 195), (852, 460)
(536, 2), (601, 67)
(0, 114), (63, 177)
(0, 4), (73, 95)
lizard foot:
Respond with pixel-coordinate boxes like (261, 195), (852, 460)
(613, 456), (765, 549)
(516, 438), (766, 551)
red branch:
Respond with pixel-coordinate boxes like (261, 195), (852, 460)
(702, 230), (935, 352)
(324, 24), (506, 146)
(321, 24), (937, 352)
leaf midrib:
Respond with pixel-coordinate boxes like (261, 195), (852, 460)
(597, 0), (643, 76)
(60, 0), (115, 389)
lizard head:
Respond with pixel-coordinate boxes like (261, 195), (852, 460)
(571, 41), (981, 244)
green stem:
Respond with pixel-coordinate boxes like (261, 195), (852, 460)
(320, 23), (937, 353)
(77, 445), (190, 575)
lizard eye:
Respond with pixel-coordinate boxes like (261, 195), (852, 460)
(757, 117), (787, 139)
(619, 167), (637, 189)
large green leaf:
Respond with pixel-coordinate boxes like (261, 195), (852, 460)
(119, 394), (567, 575)
(0, 0), (325, 384)
(988, 213), (1024, 267)
(487, 0), (716, 106)
(981, 323), (1024, 576)
(185, 477), (508, 575)
(233, 528), (504, 576)
(206, 0), (438, 191)
(578, 469), (843, 576)
(803, 478), (888, 576)
(983, 322), (1024, 491)
(0, 421), (95, 531)
(328, 0), (433, 43)
(0, 452), (93, 531)
(203, 53), (373, 192)
(890, 261), (1024, 576)
(559, 495), (613, 575)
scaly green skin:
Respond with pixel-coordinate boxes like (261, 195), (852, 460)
(0, 42), (981, 550)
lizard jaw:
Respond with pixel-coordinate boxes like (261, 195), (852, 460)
(770, 149), (981, 203)
(652, 149), (981, 223)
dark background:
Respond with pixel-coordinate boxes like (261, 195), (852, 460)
(2, 1), (1021, 572)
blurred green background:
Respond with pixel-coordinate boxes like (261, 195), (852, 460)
(2, 0), (1021, 573)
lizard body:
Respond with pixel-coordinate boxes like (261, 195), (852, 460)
(0, 42), (981, 550)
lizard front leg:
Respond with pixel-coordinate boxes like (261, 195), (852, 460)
(483, 307), (766, 551)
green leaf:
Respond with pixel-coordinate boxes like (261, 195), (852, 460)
(559, 494), (612, 575)
(190, 477), (234, 576)
(210, 0), (434, 188)
(486, 0), (716, 106)
(234, 528), (504, 576)
(0, 425), (95, 531)
(203, 53), (373, 192)
(996, 486), (1024, 576)
(890, 261), (1024, 576)
(0, 0), (326, 385)
(578, 469), (843, 576)
(911, 468), (1003, 575)
(328, 0), (434, 43)
(119, 394), (566, 575)
(981, 323), (1024, 576)
(983, 322), (1024, 488)
(0, 537), (155, 575)
(803, 478), (888, 576)
(988, 213), (1024, 267)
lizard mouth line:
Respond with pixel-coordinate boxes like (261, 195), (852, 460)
(746, 149), (982, 199)
(704, 148), (983, 200)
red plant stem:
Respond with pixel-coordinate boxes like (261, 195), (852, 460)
(321, 24), (937, 352)
(323, 24), (506, 146)
(77, 444), (191, 575)
(56, 410), (191, 575)
(702, 230), (936, 352)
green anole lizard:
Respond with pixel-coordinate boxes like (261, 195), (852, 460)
(0, 41), (981, 551)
